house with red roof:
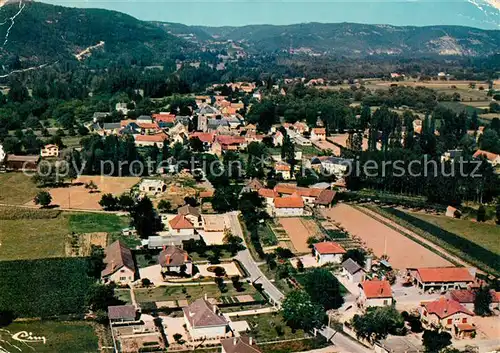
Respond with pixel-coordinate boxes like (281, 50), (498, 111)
(275, 162), (292, 180)
(420, 297), (475, 336)
(258, 188), (279, 209)
(211, 135), (247, 156)
(190, 132), (215, 148)
(358, 279), (393, 308)
(168, 214), (195, 236)
(473, 149), (500, 166)
(313, 241), (346, 266)
(448, 289), (500, 312)
(273, 196), (304, 217)
(310, 128), (326, 141)
(134, 133), (168, 148)
(408, 267), (476, 292)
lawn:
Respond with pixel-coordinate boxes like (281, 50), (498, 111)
(134, 282), (258, 304)
(259, 337), (328, 353)
(0, 258), (94, 317)
(68, 213), (129, 234)
(115, 289), (133, 304)
(0, 320), (98, 353)
(412, 213), (500, 255)
(245, 313), (309, 342)
(373, 207), (500, 275)
(0, 209), (69, 261)
(259, 222), (278, 246)
(0, 173), (39, 204)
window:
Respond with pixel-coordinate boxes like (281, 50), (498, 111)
(120, 277), (126, 281)
(383, 300), (388, 305)
(462, 318), (467, 323)
(447, 319), (452, 325)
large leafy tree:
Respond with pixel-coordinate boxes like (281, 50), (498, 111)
(281, 290), (325, 332)
(302, 268), (344, 310)
(130, 196), (161, 238)
(422, 329), (452, 353)
(474, 286), (492, 316)
(351, 306), (405, 343)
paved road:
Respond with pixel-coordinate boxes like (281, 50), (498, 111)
(227, 212), (284, 306)
(227, 212), (370, 353)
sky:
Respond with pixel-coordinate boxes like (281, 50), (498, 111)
(42, 0), (500, 29)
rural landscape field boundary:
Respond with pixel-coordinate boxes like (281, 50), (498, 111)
(359, 205), (499, 276)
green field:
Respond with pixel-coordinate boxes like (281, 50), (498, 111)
(134, 282), (259, 304)
(68, 213), (129, 234)
(0, 173), (40, 204)
(412, 213), (500, 255)
(0, 321), (98, 353)
(259, 337), (328, 353)
(0, 208), (69, 261)
(0, 258), (94, 317)
(371, 206), (500, 275)
(0, 208), (131, 261)
(245, 313), (309, 342)
(438, 101), (485, 116)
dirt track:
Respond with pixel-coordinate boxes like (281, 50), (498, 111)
(321, 204), (451, 269)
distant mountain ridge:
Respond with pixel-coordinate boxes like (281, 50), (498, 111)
(0, 1), (498, 69)
(189, 22), (500, 57)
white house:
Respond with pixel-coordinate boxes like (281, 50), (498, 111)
(342, 258), (366, 283)
(473, 149), (500, 166)
(178, 205), (204, 229)
(273, 196), (304, 217)
(183, 298), (229, 340)
(40, 144), (59, 158)
(115, 102), (130, 115)
(275, 162), (292, 180)
(139, 179), (167, 195)
(313, 242), (346, 266)
(358, 279), (393, 308)
(311, 156), (352, 179)
(101, 241), (135, 285)
(159, 246), (193, 276)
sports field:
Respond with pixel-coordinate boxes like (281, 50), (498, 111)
(321, 204), (451, 269)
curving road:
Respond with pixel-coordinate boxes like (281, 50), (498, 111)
(227, 211), (371, 353)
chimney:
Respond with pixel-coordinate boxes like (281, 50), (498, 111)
(249, 337), (253, 346)
(165, 254), (171, 265)
(233, 337), (237, 346)
(204, 293), (208, 301)
(184, 253), (189, 262)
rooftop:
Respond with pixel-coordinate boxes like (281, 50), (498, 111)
(314, 241), (346, 255)
(183, 298), (228, 328)
(361, 279), (393, 299)
(274, 196), (304, 209)
(221, 337), (261, 353)
(101, 241), (135, 277)
(416, 267), (475, 283)
(342, 258), (364, 275)
(169, 214), (194, 230)
(108, 305), (137, 321)
(159, 246), (190, 267)
(422, 297), (474, 319)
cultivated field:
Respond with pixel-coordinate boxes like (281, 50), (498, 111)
(41, 176), (139, 210)
(279, 218), (320, 254)
(0, 321), (98, 353)
(0, 208), (128, 261)
(311, 139), (340, 155)
(321, 204), (451, 269)
(0, 173), (39, 205)
(0, 258), (94, 317)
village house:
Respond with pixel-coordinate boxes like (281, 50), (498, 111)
(178, 205), (204, 229)
(311, 156), (352, 179)
(159, 246), (193, 276)
(108, 305), (139, 324)
(134, 133), (168, 148)
(310, 128), (326, 141)
(448, 289), (500, 312)
(313, 241), (346, 265)
(473, 149), (500, 166)
(101, 241), (135, 285)
(314, 189), (336, 208)
(4, 155), (39, 171)
(102, 122), (122, 135)
(115, 102), (130, 115)
(211, 135), (247, 156)
(408, 267), (476, 292)
(273, 196), (304, 217)
(137, 115), (153, 124)
(273, 131), (284, 146)
(445, 206), (462, 219)
(420, 297), (475, 337)
(358, 279), (393, 308)
(274, 184), (323, 207)
(137, 121), (160, 135)
(40, 144), (59, 158)
(342, 258), (366, 283)
(275, 162), (292, 180)
(183, 298), (230, 340)
(258, 188), (279, 208)
(190, 132), (215, 150)
(242, 178), (264, 193)
(139, 179), (167, 196)
(168, 214), (196, 236)
(221, 337), (261, 353)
